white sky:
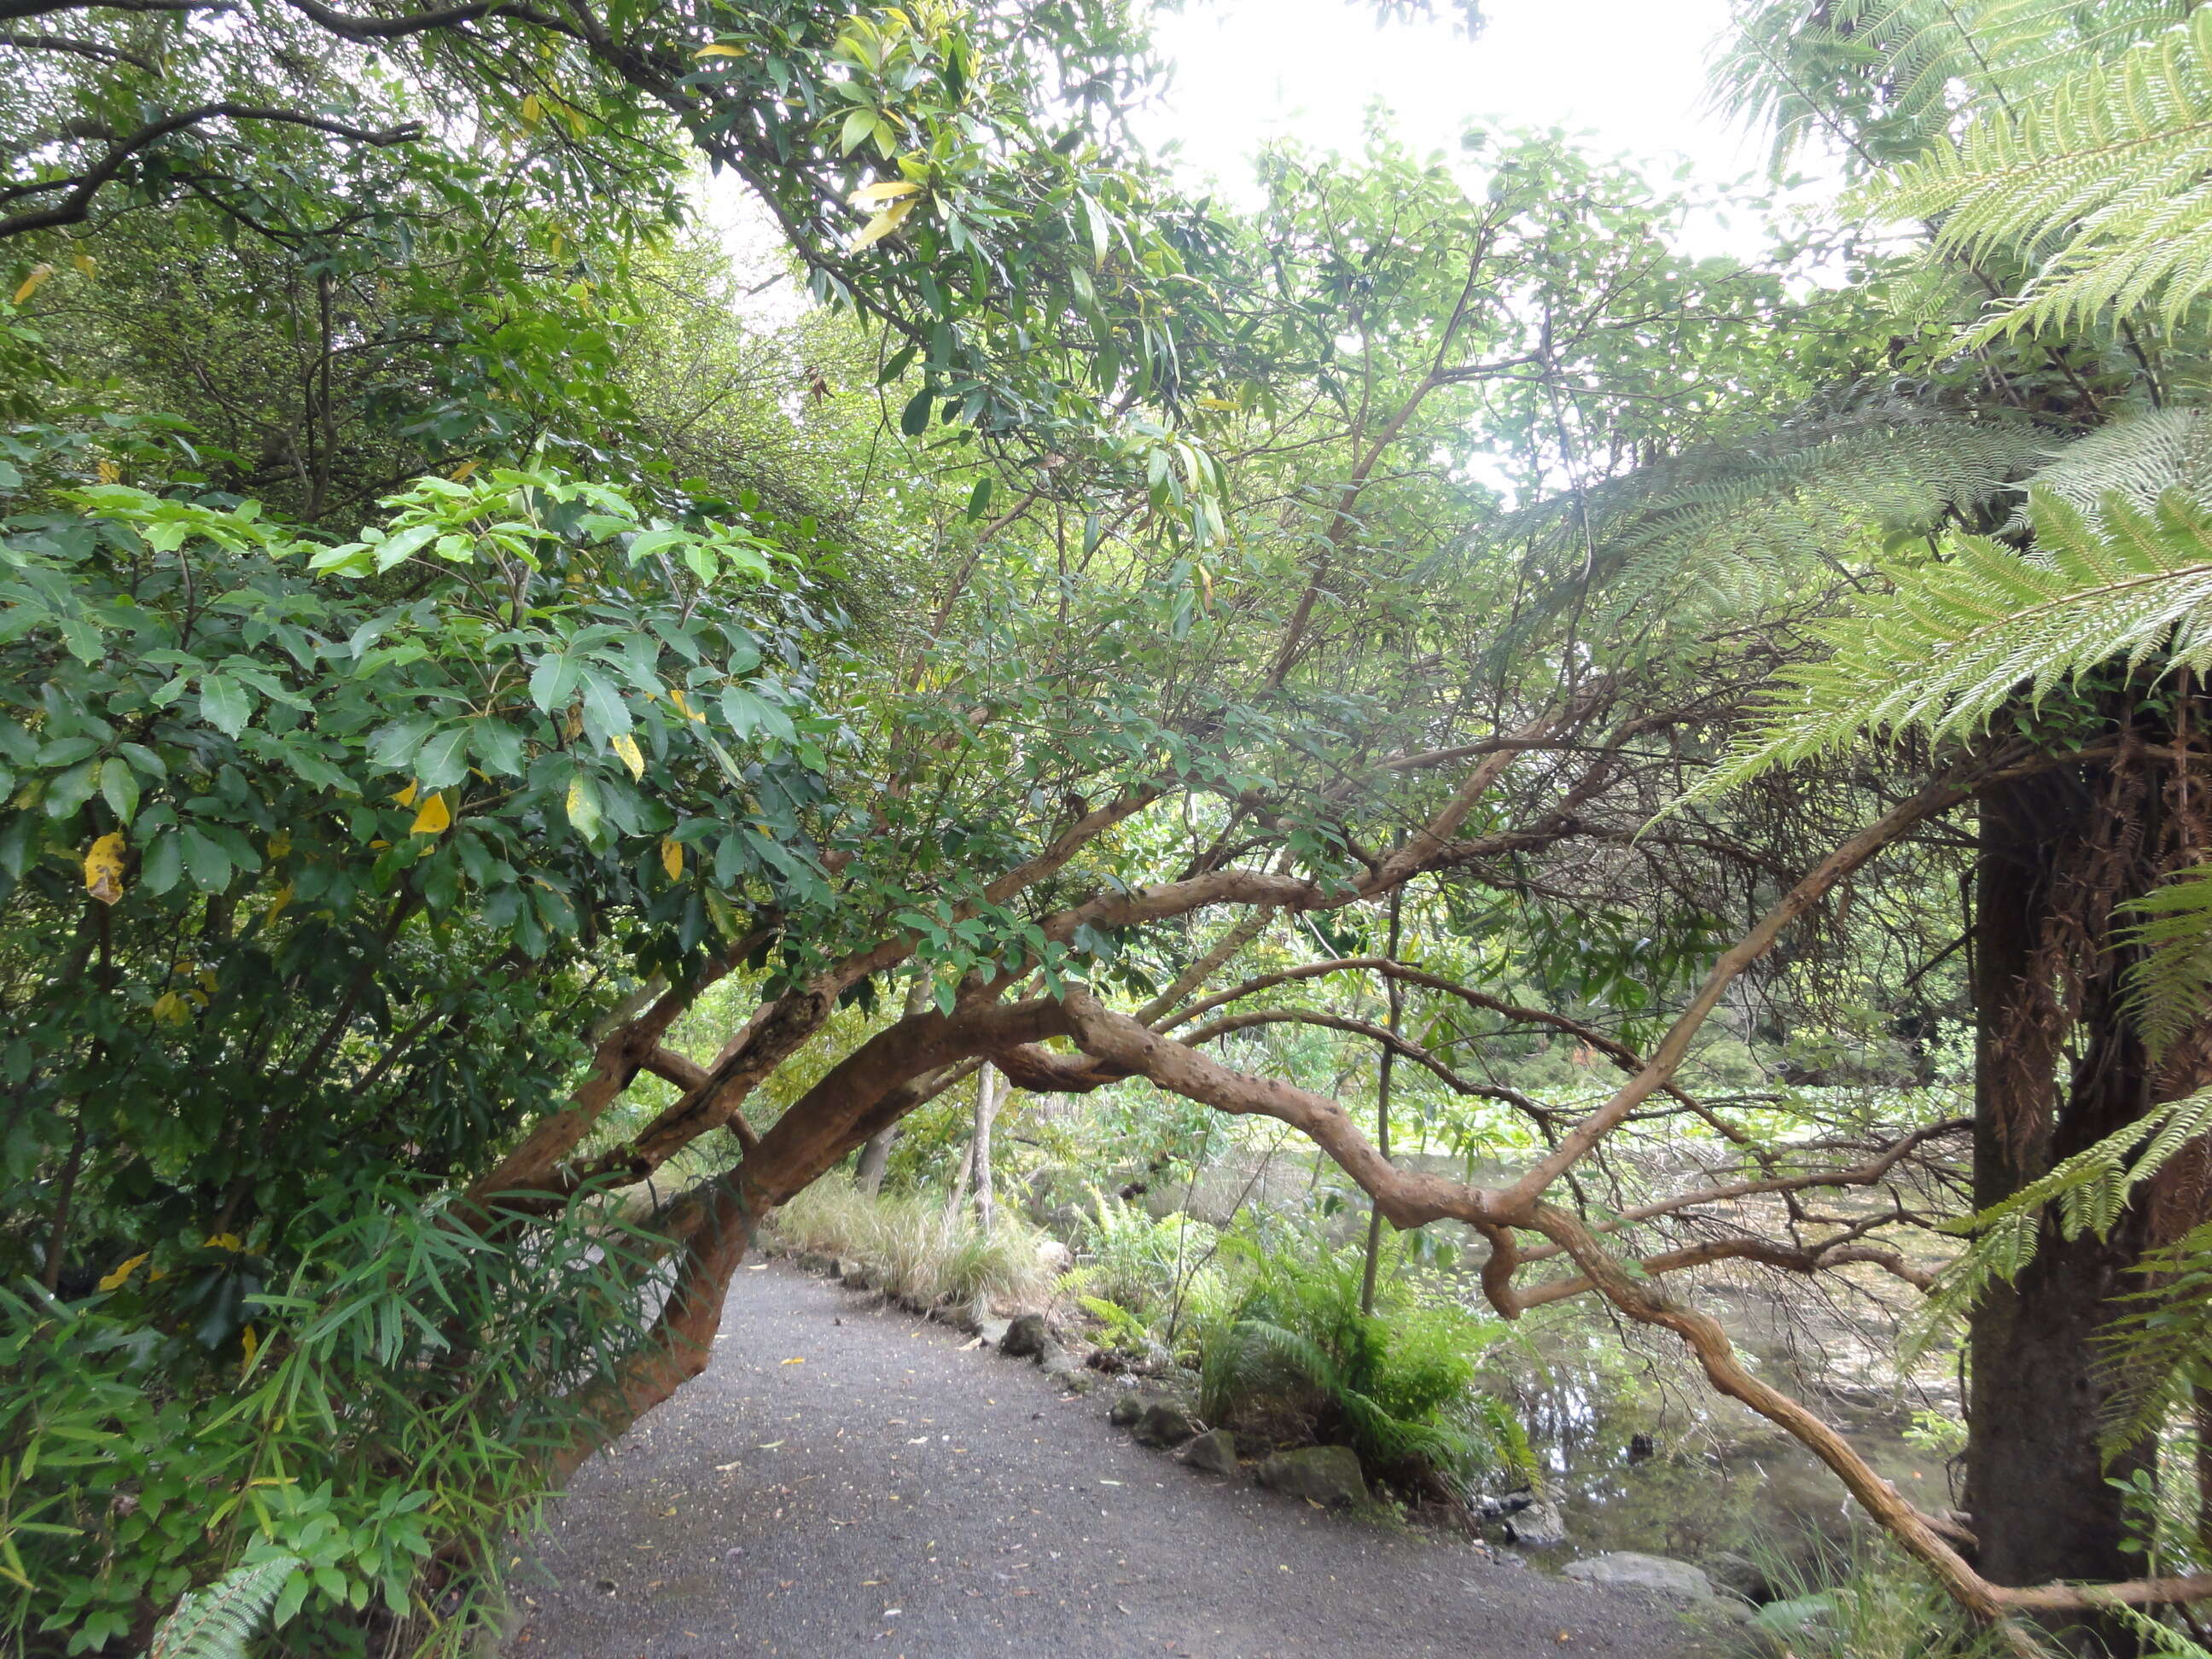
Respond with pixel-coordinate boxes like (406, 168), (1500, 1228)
(1140, 0), (1770, 236)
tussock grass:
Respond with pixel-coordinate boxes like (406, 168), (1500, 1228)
(771, 1177), (1054, 1311)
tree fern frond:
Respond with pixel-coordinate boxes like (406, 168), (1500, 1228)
(1870, 9), (2212, 341)
(1716, 0), (2193, 174)
(1901, 1088), (2212, 1363)
(2096, 1221), (2212, 1460)
(1516, 413), (2046, 633)
(2011, 409), (2212, 526)
(148, 1554), (302, 1659)
(2118, 864), (2212, 1058)
(1682, 485), (2212, 805)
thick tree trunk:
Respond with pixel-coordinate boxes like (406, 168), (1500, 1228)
(1967, 765), (2159, 1629)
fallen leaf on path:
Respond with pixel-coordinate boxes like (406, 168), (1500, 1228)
(715, 1461), (742, 1471)
(758, 1441), (785, 1449)
(780, 1356), (806, 1365)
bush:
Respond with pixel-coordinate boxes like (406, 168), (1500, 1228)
(769, 1178), (1053, 1311)
(1055, 1189), (1225, 1337)
(0, 1182), (655, 1656)
(1193, 1231), (1532, 1499)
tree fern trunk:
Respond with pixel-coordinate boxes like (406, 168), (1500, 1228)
(1967, 762), (2161, 1644)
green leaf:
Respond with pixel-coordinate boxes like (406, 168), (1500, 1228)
(179, 827), (230, 894)
(198, 677), (251, 738)
(899, 387), (934, 438)
(964, 475), (994, 521)
(141, 832), (182, 895)
(413, 725), (471, 790)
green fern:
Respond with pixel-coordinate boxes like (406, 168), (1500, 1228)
(2116, 862), (2212, 1058)
(1686, 485), (2212, 804)
(1871, 8), (2212, 342)
(147, 1554), (301, 1659)
(1718, 0), (2193, 175)
(1902, 1086), (2212, 1363)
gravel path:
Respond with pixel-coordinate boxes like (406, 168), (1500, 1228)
(510, 1261), (1726, 1659)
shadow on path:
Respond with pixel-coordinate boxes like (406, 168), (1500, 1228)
(513, 1260), (1721, 1658)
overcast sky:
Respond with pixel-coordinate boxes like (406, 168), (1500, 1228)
(1139, 0), (1767, 231)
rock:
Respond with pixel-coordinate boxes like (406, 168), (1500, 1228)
(1035, 1238), (1074, 1273)
(1256, 1445), (1367, 1509)
(795, 1250), (835, 1276)
(1471, 1487), (1534, 1521)
(838, 1259), (870, 1289)
(1108, 1390), (1148, 1427)
(1178, 1428), (1237, 1474)
(1560, 1552), (1718, 1602)
(976, 1315), (1012, 1350)
(1503, 1497), (1569, 1550)
(1040, 1343), (1093, 1394)
(1132, 1401), (1196, 1447)
(1001, 1312), (1049, 1359)
(1698, 1551), (1767, 1603)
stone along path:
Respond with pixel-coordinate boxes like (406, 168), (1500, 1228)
(511, 1261), (1725, 1659)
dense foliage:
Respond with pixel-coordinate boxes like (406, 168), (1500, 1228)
(13, 0), (2212, 1654)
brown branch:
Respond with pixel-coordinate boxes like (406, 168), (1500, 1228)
(0, 102), (423, 240)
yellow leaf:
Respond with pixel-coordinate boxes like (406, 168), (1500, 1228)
(1196, 397), (1238, 410)
(84, 832), (125, 906)
(368, 839), (391, 850)
(668, 688), (706, 722)
(661, 837), (684, 881)
(240, 1324), (259, 1377)
(96, 1254), (148, 1293)
(266, 830), (291, 859)
(565, 778), (585, 819)
(449, 458), (479, 481)
(12, 264), (52, 304)
(848, 178), (923, 207)
(95, 458), (119, 484)
(203, 1232), (241, 1252)
(71, 253), (95, 276)
(611, 734), (644, 780)
(851, 197), (915, 251)
(410, 792), (451, 835)
(694, 41), (743, 56)
(392, 781), (418, 807)
(520, 92), (544, 130)
(264, 882), (294, 924)
(151, 992), (189, 1026)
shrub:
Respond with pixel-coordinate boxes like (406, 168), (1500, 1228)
(769, 1178), (1053, 1311)
(0, 1182), (655, 1656)
(1193, 1231), (1532, 1498)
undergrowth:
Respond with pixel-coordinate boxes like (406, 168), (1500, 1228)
(769, 1177), (1054, 1311)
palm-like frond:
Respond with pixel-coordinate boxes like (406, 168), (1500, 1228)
(1687, 486), (2212, 802)
(1902, 1086), (2212, 1363)
(1716, 0), (2192, 173)
(148, 1554), (302, 1659)
(1872, 9), (2212, 342)
(2117, 863), (2212, 1057)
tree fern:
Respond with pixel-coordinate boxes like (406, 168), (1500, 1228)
(1902, 1086), (2212, 1364)
(1717, 0), (2194, 175)
(1686, 485), (2212, 803)
(147, 1554), (301, 1659)
(1871, 8), (2212, 343)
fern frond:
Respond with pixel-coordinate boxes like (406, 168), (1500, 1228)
(1901, 1087), (2212, 1363)
(1685, 485), (2212, 805)
(2097, 1220), (2212, 1461)
(1871, 9), (2212, 341)
(148, 1554), (302, 1659)
(2118, 864), (2212, 1057)
(1717, 0), (2193, 174)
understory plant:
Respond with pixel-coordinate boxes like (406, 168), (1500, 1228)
(0, 1183), (655, 1656)
(769, 1177), (1053, 1311)
(1193, 1231), (1533, 1498)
